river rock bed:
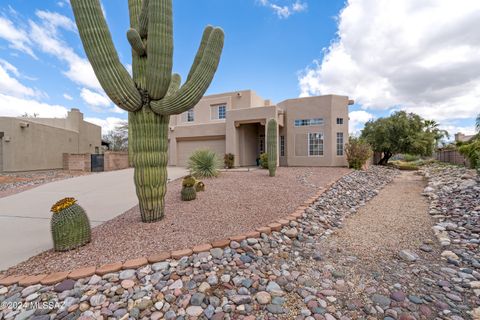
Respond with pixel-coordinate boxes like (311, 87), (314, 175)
(3, 165), (477, 320)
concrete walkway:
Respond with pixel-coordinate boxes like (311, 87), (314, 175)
(0, 167), (188, 271)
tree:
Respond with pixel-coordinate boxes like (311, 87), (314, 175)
(476, 113), (480, 133)
(71, 0), (224, 222)
(361, 111), (435, 165)
(424, 119), (449, 148)
(103, 121), (128, 151)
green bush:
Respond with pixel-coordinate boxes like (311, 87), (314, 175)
(345, 137), (372, 170)
(224, 153), (235, 169)
(188, 149), (221, 178)
(458, 139), (480, 170)
(403, 154), (420, 162)
(259, 152), (269, 169)
(391, 160), (419, 171)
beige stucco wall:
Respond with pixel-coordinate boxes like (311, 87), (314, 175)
(166, 90), (350, 168)
(279, 95), (349, 167)
(0, 109), (101, 172)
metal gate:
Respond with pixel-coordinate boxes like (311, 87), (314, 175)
(91, 154), (104, 172)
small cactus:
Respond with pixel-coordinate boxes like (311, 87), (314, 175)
(267, 118), (278, 177)
(181, 186), (197, 201)
(194, 180), (205, 192)
(50, 198), (91, 251)
(182, 175), (196, 188)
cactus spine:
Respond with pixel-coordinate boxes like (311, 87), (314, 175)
(71, 0), (224, 222)
(267, 119), (278, 177)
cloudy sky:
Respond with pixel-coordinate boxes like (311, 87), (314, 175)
(0, 0), (478, 136)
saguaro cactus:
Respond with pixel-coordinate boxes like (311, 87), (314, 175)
(267, 118), (278, 177)
(70, 0), (224, 222)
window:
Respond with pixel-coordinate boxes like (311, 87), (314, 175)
(211, 104), (227, 120)
(308, 132), (324, 156)
(295, 118), (324, 127)
(218, 105), (226, 119)
(280, 136), (285, 156)
(336, 132), (344, 156)
(186, 108), (194, 122)
(336, 118), (344, 125)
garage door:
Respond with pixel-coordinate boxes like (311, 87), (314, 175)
(176, 138), (226, 166)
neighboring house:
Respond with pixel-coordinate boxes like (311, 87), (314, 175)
(0, 108), (101, 172)
(168, 90), (353, 167)
(455, 132), (475, 143)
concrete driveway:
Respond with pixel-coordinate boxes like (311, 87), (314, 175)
(0, 166), (188, 271)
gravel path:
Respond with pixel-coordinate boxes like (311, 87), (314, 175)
(0, 170), (91, 198)
(6, 167), (349, 275)
(328, 171), (434, 269)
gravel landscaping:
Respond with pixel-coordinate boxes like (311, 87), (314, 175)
(1, 164), (478, 320)
(0, 170), (91, 198)
(5, 167), (349, 275)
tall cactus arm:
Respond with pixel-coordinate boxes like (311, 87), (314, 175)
(127, 29), (146, 56)
(147, 0), (173, 99)
(167, 73), (181, 96)
(128, 0), (147, 90)
(138, 0), (149, 38)
(71, 0), (142, 112)
(186, 26), (213, 82)
(151, 27), (224, 116)
(128, 0), (141, 29)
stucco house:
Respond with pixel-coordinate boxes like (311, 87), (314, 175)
(168, 90), (353, 167)
(0, 108), (101, 172)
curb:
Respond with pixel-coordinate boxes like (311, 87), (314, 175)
(0, 177), (341, 288)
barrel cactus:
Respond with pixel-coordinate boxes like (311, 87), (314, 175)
(50, 198), (91, 251)
(181, 186), (197, 201)
(70, 0), (224, 222)
(194, 180), (205, 192)
(267, 119), (278, 177)
(182, 175), (196, 188)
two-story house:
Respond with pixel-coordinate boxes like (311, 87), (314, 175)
(168, 90), (353, 167)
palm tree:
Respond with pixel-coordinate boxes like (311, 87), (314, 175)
(424, 120), (449, 148)
(476, 113), (480, 132)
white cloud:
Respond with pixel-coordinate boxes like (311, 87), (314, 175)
(299, 0), (480, 127)
(85, 116), (126, 134)
(349, 110), (374, 136)
(80, 88), (111, 108)
(63, 93), (73, 100)
(28, 16), (102, 91)
(35, 10), (76, 33)
(57, 0), (70, 8)
(109, 106), (126, 114)
(0, 17), (36, 58)
(0, 59), (44, 98)
(0, 93), (68, 118)
(259, 0), (308, 19)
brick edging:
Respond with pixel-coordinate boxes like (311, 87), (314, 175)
(0, 177), (341, 288)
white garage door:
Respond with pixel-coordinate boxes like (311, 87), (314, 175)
(177, 138), (226, 166)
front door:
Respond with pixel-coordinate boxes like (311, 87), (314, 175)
(258, 134), (265, 154)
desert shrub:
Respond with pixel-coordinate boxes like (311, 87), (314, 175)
(403, 154), (420, 162)
(458, 139), (480, 170)
(187, 149), (221, 178)
(224, 153), (235, 169)
(345, 137), (372, 170)
(391, 160), (419, 171)
(259, 152), (269, 169)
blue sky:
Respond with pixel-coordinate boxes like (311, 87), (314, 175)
(0, 0), (479, 136)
